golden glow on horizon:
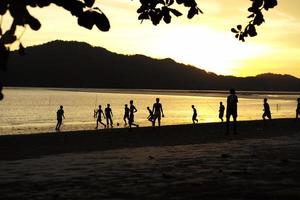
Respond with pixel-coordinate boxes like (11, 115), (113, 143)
(2, 0), (300, 77)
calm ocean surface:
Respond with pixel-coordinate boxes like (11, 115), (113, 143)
(0, 88), (299, 135)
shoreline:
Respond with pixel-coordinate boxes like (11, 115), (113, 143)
(1, 118), (299, 161)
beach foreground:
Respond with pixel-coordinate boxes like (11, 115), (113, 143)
(0, 119), (300, 199)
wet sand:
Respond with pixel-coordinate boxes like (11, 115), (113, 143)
(0, 119), (300, 199)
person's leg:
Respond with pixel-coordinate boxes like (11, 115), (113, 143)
(158, 116), (161, 127)
(106, 117), (109, 127)
(110, 117), (113, 127)
(233, 117), (237, 134)
(226, 115), (230, 134)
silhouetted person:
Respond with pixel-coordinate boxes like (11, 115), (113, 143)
(147, 106), (154, 123)
(129, 100), (139, 129)
(152, 98), (164, 127)
(95, 105), (106, 129)
(55, 105), (65, 131)
(296, 98), (300, 120)
(105, 104), (113, 128)
(262, 98), (272, 120)
(123, 104), (130, 126)
(226, 89), (238, 134)
(191, 105), (198, 124)
(219, 102), (225, 122)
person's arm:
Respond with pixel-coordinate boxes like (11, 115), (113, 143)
(101, 110), (105, 119)
(111, 110), (113, 118)
(161, 105), (164, 117)
(63, 112), (65, 119)
(134, 106), (137, 113)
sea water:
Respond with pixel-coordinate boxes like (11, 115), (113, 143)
(0, 87), (298, 135)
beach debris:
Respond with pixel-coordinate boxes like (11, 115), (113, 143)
(221, 153), (232, 158)
(148, 155), (155, 160)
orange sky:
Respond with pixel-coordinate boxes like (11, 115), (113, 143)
(3, 0), (300, 77)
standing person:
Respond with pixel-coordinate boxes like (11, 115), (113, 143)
(226, 89), (238, 134)
(191, 105), (198, 124)
(262, 98), (272, 120)
(105, 104), (113, 128)
(219, 102), (225, 122)
(152, 98), (164, 127)
(296, 98), (300, 120)
(55, 105), (65, 131)
(95, 105), (106, 129)
(123, 104), (130, 126)
(129, 100), (139, 129)
(147, 107), (154, 123)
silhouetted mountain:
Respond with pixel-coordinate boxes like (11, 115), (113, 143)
(4, 40), (300, 91)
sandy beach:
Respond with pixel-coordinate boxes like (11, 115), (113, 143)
(1, 119), (300, 199)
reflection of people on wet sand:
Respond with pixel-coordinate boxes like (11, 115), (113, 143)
(105, 104), (113, 128)
(152, 98), (164, 127)
(55, 105), (65, 131)
(262, 98), (272, 120)
(219, 102), (225, 122)
(147, 107), (154, 123)
(226, 89), (238, 134)
(95, 105), (106, 129)
(296, 98), (300, 120)
(191, 105), (198, 124)
(129, 100), (139, 129)
(123, 104), (130, 126)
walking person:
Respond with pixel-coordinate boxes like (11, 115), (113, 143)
(226, 89), (238, 134)
(152, 98), (164, 127)
(262, 98), (272, 120)
(95, 105), (106, 129)
(129, 100), (139, 129)
(123, 104), (130, 126)
(105, 104), (113, 128)
(55, 105), (65, 131)
(219, 102), (225, 122)
(296, 98), (300, 120)
(191, 105), (198, 124)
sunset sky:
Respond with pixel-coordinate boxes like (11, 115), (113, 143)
(3, 0), (300, 77)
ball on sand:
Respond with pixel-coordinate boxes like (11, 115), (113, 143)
(117, 123), (120, 126)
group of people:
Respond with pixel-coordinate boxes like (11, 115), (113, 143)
(55, 90), (300, 133)
(94, 98), (164, 130)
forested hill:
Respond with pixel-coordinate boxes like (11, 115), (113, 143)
(4, 40), (300, 91)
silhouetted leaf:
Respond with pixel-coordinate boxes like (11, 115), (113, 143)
(187, 7), (198, 19)
(198, 8), (203, 14)
(253, 11), (264, 25)
(0, 30), (17, 44)
(169, 8), (182, 17)
(237, 25), (242, 31)
(94, 11), (110, 32)
(78, 11), (94, 30)
(0, 0), (8, 15)
(248, 24), (257, 37)
(235, 33), (239, 38)
(138, 12), (149, 20)
(0, 27), (2, 36)
(27, 15), (41, 30)
(264, 0), (277, 10)
(84, 0), (95, 7)
(252, 0), (263, 9)
(248, 13), (255, 18)
(18, 43), (25, 55)
(231, 28), (238, 33)
(167, 0), (174, 6)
